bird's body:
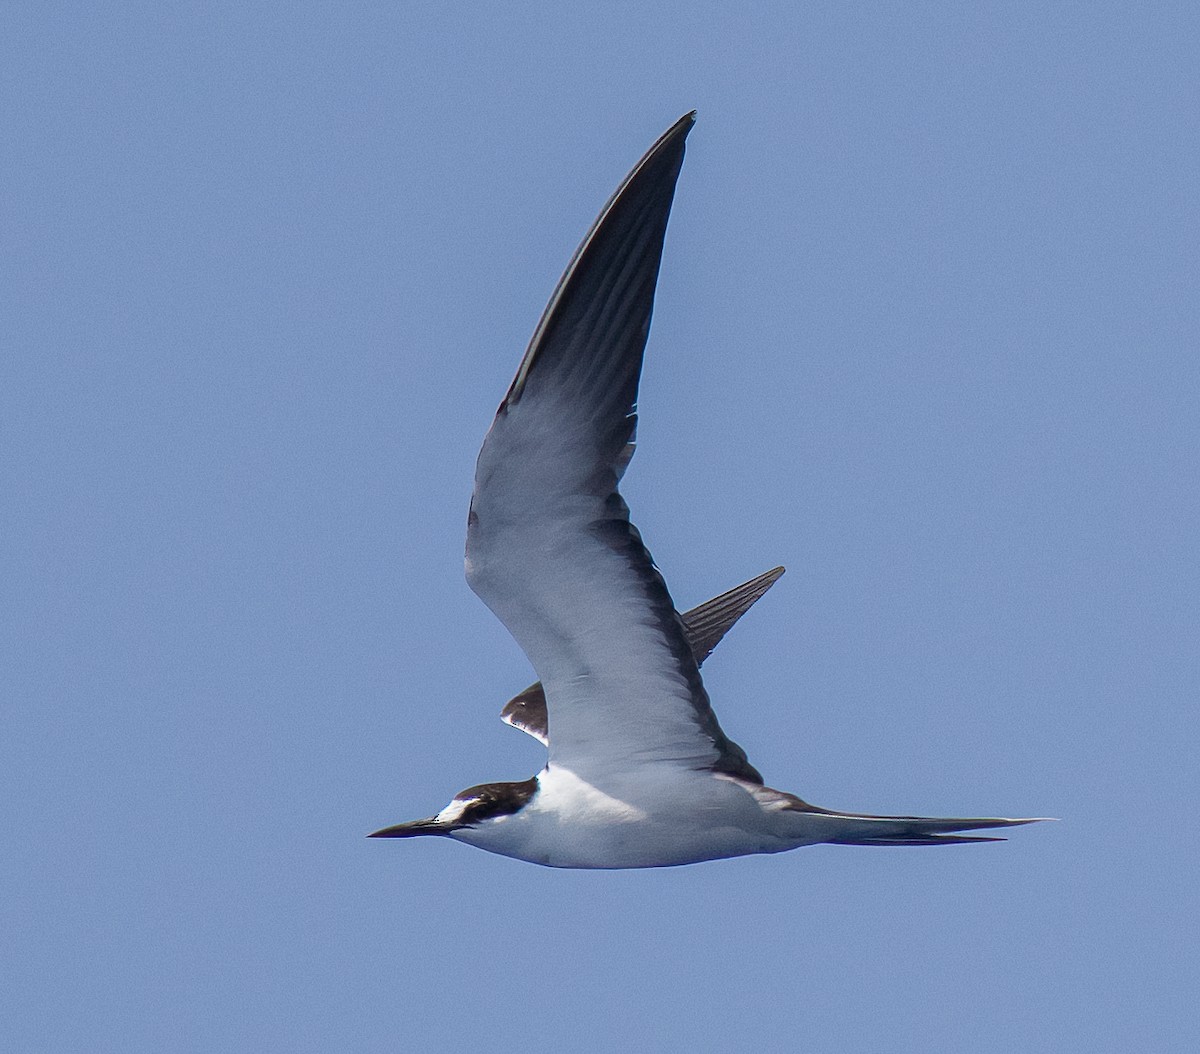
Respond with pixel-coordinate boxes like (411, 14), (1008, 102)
(371, 113), (1046, 868)
(453, 768), (791, 870)
(447, 769), (1029, 870)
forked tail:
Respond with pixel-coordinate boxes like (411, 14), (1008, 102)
(809, 810), (1051, 846)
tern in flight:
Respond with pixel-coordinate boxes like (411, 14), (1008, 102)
(370, 112), (1045, 868)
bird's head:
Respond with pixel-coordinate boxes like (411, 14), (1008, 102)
(368, 777), (538, 839)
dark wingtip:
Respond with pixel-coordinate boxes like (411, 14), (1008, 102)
(654, 110), (697, 155)
(680, 564), (789, 668)
(502, 111), (698, 410)
(672, 109), (698, 133)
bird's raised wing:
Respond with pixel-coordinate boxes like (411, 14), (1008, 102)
(499, 566), (786, 747)
(466, 113), (761, 784)
(683, 565), (785, 665)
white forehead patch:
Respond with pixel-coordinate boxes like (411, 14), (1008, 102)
(435, 797), (475, 825)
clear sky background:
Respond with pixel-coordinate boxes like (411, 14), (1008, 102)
(3, 4), (1196, 1052)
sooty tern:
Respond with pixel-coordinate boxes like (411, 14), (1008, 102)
(370, 112), (1046, 868)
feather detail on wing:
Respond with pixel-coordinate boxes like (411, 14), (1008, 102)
(500, 566), (786, 747)
(683, 566), (785, 665)
(467, 113), (761, 783)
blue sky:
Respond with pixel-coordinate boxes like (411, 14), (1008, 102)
(3, 4), (1196, 1051)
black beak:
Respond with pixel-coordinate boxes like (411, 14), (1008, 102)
(367, 817), (451, 838)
